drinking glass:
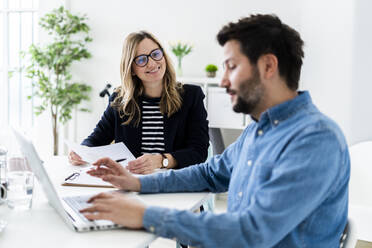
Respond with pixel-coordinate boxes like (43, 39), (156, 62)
(6, 155), (34, 210)
(6, 171), (34, 210)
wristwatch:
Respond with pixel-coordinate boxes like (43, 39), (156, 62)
(161, 153), (169, 169)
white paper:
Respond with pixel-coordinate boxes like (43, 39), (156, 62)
(64, 141), (136, 166)
(63, 141), (138, 187)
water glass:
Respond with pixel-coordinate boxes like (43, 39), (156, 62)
(7, 171), (34, 210)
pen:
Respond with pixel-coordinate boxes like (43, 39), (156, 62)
(115, 158), (127, 163)
(65, 172), (80, 181)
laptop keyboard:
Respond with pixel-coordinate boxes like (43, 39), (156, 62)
(63, 195), (117, 228)
(63, 195), (92, 222)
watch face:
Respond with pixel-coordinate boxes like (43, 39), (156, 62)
(162, 158), (169, 167)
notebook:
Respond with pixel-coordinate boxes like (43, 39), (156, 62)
(62, 166), (114, 188)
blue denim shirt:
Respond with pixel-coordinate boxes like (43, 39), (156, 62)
(140, 91), (350, 248)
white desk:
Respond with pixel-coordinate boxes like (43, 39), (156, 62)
(0, 156), (211, 248)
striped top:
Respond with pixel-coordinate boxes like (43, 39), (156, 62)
(141, 96), (165, 155)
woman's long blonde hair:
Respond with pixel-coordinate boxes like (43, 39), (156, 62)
(111, 31), (183, 126)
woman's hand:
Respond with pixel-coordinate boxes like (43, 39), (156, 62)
(68, 151), (87, 166)
(126, 154), (163, 174)
(80, 192), (146, 229)
(87, 157), (141, 191)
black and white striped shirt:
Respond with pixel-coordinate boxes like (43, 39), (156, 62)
(141, 96), (165, 155)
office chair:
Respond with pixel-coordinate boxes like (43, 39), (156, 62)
(344, 140), (372, 248)
(349, 141), (372, 206)
(340, 218), (357, 248)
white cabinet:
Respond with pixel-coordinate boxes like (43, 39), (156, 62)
(178, 77), (250, 130)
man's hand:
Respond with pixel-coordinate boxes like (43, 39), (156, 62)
(87, 157), (141, 192)
(127, 154), (162, 174)
(68, 151), (87, 166)
(80, 192), (146, 229)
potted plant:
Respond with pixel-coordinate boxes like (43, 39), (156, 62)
(23, 6), (92, 155)
(205, 64), (218, 78)
(170, 41), (193, 76)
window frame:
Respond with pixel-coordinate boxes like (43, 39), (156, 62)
(0, 0), (38, 129)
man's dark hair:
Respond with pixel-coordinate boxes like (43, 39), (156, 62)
(217, 14), (304, 90)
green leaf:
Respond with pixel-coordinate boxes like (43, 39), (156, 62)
(169, 41), (193, 62)
(23, 5), (93, 125)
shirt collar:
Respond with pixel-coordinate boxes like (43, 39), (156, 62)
(258, 91), (312, 127)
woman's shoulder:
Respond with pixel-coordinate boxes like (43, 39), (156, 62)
(109, 87), (125, 103)
(181, 83), (202, 92)
(109, 92), (118, 102)
(180, 84), (204, 98)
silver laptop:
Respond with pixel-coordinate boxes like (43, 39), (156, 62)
(13, 129), (122, 232)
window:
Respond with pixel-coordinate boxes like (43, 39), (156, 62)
(0, 0), (38, 129)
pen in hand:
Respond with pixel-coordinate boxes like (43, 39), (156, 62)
(115, 158), (127, 163)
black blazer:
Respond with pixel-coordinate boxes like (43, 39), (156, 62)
(82, 84), (209, 169)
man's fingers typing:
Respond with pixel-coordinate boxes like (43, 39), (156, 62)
(87, 192), (112, 203)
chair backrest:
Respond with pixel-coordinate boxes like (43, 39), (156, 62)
(348, 141), (372, 206)
(340, 218), (357, 248)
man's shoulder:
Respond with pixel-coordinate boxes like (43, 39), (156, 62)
(292, 108), (348, 150)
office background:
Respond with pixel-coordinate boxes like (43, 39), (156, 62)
(2, 0), (372, 157)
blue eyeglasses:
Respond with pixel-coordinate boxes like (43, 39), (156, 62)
(133, 48), (164, 67)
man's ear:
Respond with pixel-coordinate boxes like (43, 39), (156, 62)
(257, 54), (278, 80)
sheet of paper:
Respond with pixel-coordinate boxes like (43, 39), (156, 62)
(63, 141), (139, 187)
(65, 140), (136, 166)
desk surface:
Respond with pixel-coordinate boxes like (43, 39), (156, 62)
(0, 156), (210, 248)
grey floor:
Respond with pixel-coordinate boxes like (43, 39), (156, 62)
(151, 193), (227, 248)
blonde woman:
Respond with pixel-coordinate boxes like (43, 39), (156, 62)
(68, 31), (209, 174)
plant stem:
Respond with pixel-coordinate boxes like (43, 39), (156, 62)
(52, 105), (58, 156)
(177, 57), (183, 76)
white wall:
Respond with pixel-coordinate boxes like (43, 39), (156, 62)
(299, 0), (354, 143)
(34, 0), (372, 156)
(351, 0), (372, 144)
(65, 0), (301, 145)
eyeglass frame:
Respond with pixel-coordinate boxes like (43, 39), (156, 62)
(133, 48), (164, 67)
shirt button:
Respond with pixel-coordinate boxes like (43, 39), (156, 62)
(238, 191), (243, 197)
(258, 130), (264, 136)
(274, 120), (279, 125)
(149, 226), (155, 232)
(247, 160), (252, 166)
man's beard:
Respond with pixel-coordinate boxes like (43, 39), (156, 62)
(231, 68), (264, 115)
